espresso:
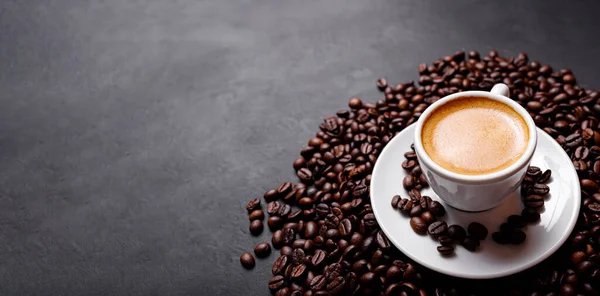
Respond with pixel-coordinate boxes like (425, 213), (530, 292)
(421, 96), (529, 175)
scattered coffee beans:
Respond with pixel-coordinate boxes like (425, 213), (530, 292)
(240, 252), (255, 269)
(254, 242), (272, 258)
(240, 50), (599, 295)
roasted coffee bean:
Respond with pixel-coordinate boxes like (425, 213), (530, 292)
(240, 252), (256, 269)
(265, 189), (280, 202)
(279, 204), (292, 217)
(327, 276), (345, 294)
(291, 264), (307, 279)
(429, 201), (446, 217)
(338, 218), (352, 236)
(468, 222), (488, 240)
(246, 198), (261, 212)
(509, 229), (527, 245)
(391, 195), (401, 208)
(437, 245), (455, 256)
(267, 201), (281, 216)
(492, 232), (510, 244)
(524, 195), (545, 208)
(272, 230), (285, 249)
(532, 183), (550, 195)
(269, 275), (285, 290)
(527, 166), (542, 178)
(283, 228), (296, 245)
(438, 236), (454, 246)
(376, 230), (391, 249)
(249, 209), (265, 221)
(280, 246), (293, 257)
(410, 205), (423, 217)
(462, 236), (480, 252)
(522, 208), (541, 223)
(250, 219), (264, 235)
(408, 189), (421, 201)
(539, 169), (552, 183)
(507, 215), (527, 228)
(410, 217), (428, 235)
(421, 211), (436, 225)
(403, 175), (415, 189)
(254, 242), (272, 258)
(297, 168), (313, 182)
(273, 255), (290, 275)
(311, 249), (327, 268)
(588, 203), (600, 212)
(420, 195), (432, 209)
(400, 199), (413, 212)
(428, 221), (448, 237)
(447, 225), (467, 243)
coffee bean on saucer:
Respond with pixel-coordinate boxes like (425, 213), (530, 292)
(437, 245), (455, 256)
(429, 201), (446, 217)
(524, 195), (544, 208)
(526, 166), (542, 178)
(532, 183), (550, 195)
(468, 222), (488, 240)
(250, 219), (264, 235)
(462, 236), (480, 252)
(447, 225), (467, 243)
(408, 189), (421, 201)
(421, 211), (436, 225)
(492, 232), (510, 244)
(246, 198), (261, 212)
(240, 252), (256, 269)
(420, 195), (432, 209)
(507, 215), (527, 228)
(400, 199), (413, 213)
(403, 175), (415, 189)
(410, 205), (423, 217)
(438, 236), (454, 246)
(391, 195), (401, 208)
(255, 242), (272, 258)
(538, 169), (552, 183)
(509, 229), (527, 244)
(428, 221), (448, 237)
(522, 208), (541, 223)
(410, 217), (428, 235)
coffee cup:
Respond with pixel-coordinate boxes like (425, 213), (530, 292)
(413, 83), (537, 212)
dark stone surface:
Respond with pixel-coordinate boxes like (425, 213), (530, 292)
(0, 0), (599, 294)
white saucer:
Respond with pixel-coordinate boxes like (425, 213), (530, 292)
(370, 125), (580, 279)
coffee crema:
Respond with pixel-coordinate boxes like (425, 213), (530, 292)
(421, 96), (529, 175)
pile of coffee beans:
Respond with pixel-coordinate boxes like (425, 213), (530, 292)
(242, 50), (600, 295)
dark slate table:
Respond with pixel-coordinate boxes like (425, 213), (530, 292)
(1, 0), (599, 295)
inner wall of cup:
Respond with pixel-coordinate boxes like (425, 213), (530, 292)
(414, 91), (537, 180)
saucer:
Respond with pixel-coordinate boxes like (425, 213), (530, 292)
(370, 125), (580, 279)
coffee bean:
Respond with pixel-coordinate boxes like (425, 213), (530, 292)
(410, 217), (428, 235)
(273, 255), (289, 275)
(246, 198), (261, 212)
(588, 203), (600, 212)
(438, 235), (454, 246)
(468, 222), (488, 240)
(429, 201), (446, 217)
(508, 215), (527, 228)
(240, 252), (255, 269)
(509, 229), (526, 244)
(283, 228), (296, 245)
(273, 230), (285, 249)
(268, 201), (281, 216)
(391, 195), (401, 209)
(297, 168), (313, 182)
(524, 195), (545, 208)
(421, 211), (436, 225)
(447, 225), (467, 243)
(269, 275), (285, 290)
(291, 264), (307, 279)
(437, 245), (455, 256)
(492, 232), (510, 244)
(249, 209), (265, 221)
(428, 221), (448, 237)
(254, 242), (272, 258)
(410, 205), (423, 217)
(400, 199), (413, 213)
(462, 236), (480, 252)
(376, 230), (391, 249)
(522, 208), (541, 223)
(327, 276), (345, 294)
(532, 183), (550, 195)
(250, 219), (264, 235)
(279, 204), (292, 216)
(403, 175), (414, 189)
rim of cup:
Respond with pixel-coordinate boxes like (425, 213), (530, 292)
(413, 89), (538, 184)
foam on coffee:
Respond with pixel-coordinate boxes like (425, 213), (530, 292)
(421, 96), (529, 175)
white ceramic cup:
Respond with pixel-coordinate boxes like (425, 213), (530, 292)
(413, 84), (538, 212)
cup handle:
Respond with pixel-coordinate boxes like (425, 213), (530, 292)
(490, 83), (510, 97)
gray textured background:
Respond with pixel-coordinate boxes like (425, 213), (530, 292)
(0, 0), (599, 295)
